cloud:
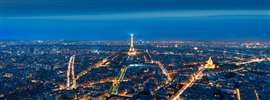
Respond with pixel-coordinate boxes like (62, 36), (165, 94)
(5, 10), (270, 20)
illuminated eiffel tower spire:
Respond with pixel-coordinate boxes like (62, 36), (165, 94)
(128, 33), (136, 56)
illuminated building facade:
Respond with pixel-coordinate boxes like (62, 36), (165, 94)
(204, 57), (218, 69)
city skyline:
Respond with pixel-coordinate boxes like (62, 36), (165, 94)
(0, 34), (269, 99)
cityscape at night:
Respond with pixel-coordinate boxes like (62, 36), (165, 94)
(1, 0), (270, 100)
(0, 36), (270, 99)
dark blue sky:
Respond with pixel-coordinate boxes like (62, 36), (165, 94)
(0, 0), (270, 40)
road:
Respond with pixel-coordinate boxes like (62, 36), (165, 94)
(170, 68), (204, 100)
(234, 58), (270, 66)
(111, 66), (128, 95)
(154, 61), (173, 81)
(76, 55), (117, 80)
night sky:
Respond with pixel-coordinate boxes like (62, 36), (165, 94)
(0, 0), (270, 40)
